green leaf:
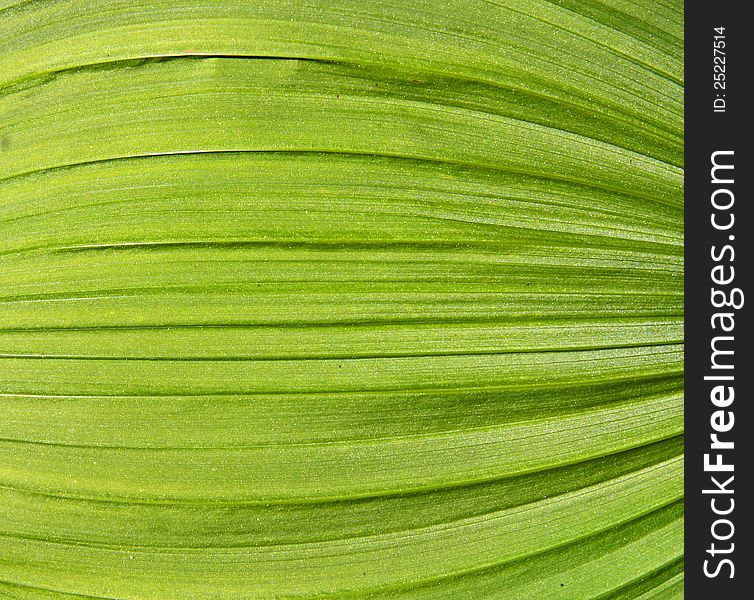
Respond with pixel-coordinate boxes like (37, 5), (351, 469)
(0, 0), (683, 598)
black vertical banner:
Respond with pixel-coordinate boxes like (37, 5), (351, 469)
(685, 1), (752, 597)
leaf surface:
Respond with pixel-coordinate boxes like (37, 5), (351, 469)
(0, 1), (683, 598)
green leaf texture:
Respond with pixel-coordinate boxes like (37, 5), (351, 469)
(0, 1), (683, 598)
